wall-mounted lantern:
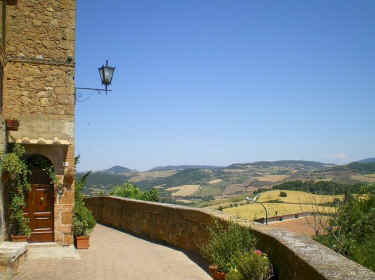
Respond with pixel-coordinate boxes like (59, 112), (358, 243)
(75, 60), (116, 102)
(98, 60), (115, 93)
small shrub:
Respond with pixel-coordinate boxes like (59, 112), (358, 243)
(234, 250), (271, 280)
(110, 183), (159, 202)
(279, 191), (287, 197)
(141, 189), (159, 202)
(315, 189), (375, 271)
(201, 220), (256, 273)
(73, 203), (96, 236)
(73, 169), (96, 236)
(110, 183), (143, 199)
(226, 270), (243, 280)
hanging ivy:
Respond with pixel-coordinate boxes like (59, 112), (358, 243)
(0, 144), (31, 237)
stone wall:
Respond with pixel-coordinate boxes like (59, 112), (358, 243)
(3, 0), (75, 144)
(5, 0), (75, 61)
(86, 196), (375, 280)
(0, 0), (76, 245)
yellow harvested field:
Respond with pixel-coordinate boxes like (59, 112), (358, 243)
(258, 190), (342, 204)
(167, 185), (200, 197)
(208, 179), (223, 185)
(223, 203), (335, 220)
(351, 175), (375, 182)
(254, 175), (288, 182)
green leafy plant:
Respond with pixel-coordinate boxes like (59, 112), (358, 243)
(234, 250), (271, 280)
(0, 144), (31, 237)
(73, 167), (96, 236)
(201, 220), (256, 273)
(226, 269), (243, 280)
(315, 186), (375, 271)
(110, 182), (159, 202)
(110, 183), (143, 199)
(141, 189), (159, 202)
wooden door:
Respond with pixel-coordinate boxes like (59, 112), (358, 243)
(24, 167), (54, 242)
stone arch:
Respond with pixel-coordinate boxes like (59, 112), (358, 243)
(23, 144), (67, 176)
(25, 154), (54, 185)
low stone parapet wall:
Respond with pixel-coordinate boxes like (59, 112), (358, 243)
(86, 196), (375, 280)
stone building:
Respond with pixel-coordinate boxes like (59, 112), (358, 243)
(0, 0), (76, 245)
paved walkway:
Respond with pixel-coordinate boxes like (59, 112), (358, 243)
(15, 224), (211, 280)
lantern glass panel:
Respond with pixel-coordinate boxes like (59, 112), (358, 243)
(103, 66), (115, 84)
(98, 67), (105, 84)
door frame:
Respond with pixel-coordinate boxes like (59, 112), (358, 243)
(25, 154), (55, 243)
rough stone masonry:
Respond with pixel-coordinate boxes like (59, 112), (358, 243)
(0, 0), (76, 245)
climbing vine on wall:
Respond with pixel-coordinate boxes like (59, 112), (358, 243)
(0, 144), (31, 237)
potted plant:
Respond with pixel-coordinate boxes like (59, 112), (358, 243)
(0, 144), (31, 241)
(226, 250), (273, 280)
(201, 220), (256, 279)
(73, 170), (96, 249)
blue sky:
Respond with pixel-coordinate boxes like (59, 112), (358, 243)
(75, 1), (374, 171)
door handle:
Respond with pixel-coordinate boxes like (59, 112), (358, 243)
(40, 197), (44, 201)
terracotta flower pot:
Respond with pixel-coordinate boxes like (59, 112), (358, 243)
(75, 235), (89, 249)
(209, 265), (218, 277)
(64, 168), (75, 186)
(10, 234), (27, 242)
(1, 172), (10, 184)
(213, 271), (226, 280)
(208, 265), (226, 280)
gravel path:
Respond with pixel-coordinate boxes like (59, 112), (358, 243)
(15, 224), (211, 280)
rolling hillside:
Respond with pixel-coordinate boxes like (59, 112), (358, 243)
(77, 160), (375, 203)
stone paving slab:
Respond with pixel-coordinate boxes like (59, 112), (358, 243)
(15, 224), (211, 280)
(26, 246), (80, 261)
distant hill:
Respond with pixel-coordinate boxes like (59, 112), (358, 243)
(104, 165), (136, 174)
(149, 165), (221, 171)
(77, 160), (374, 199)
(354, 158), (375, 164)
(228, 160), (334, 170)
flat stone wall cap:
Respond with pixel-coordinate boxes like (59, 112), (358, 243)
(257, 227), (375, 280)
(0, 242), (28, 264)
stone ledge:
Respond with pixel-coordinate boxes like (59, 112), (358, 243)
(0, 242), (28, 278)
(255, 226), (375, 280)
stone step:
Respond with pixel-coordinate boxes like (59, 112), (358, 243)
(28, 242), (58, 248)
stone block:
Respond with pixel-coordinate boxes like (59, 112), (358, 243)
(61, 212), (72, 225)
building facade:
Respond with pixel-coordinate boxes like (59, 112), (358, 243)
(0, 0), (76, 245)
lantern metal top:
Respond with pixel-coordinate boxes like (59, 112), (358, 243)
(98, 60), (115, 92)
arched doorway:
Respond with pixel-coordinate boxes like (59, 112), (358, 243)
(25, 155), (54, 242)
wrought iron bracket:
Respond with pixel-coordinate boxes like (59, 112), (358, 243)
(74, 87), (112, 103)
